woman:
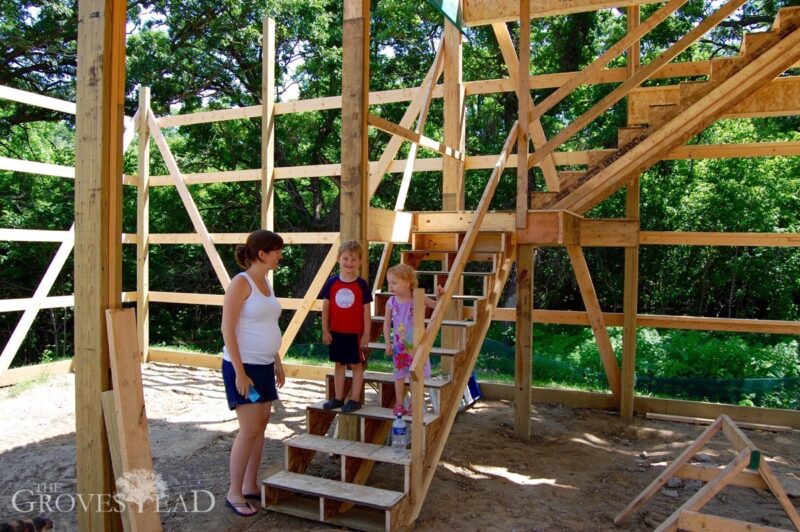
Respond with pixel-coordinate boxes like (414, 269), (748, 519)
(221, 229), (286, 517)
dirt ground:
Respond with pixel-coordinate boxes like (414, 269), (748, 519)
(0, 363), (798, 531)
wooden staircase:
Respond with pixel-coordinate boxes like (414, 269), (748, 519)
(532, 6), (800, 214)
(260, 226), (514, 530)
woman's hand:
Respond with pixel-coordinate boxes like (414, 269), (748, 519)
(235, 371), (254, 397)
(275, 360), (286, 389)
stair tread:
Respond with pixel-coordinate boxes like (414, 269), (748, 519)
(307, 400), (438, 425)
(263, 470), (405, 510)
(416, 270), (495, 276)
(375, 291), (486, 301)
(367, 341), (462, 357)
(371, 316), (476, 328)
(286, 433), (412, 465)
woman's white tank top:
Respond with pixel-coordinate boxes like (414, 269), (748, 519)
(223, 272), (282, 365)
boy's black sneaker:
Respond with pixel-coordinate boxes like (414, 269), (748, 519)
(322, 398), (344, 410)
(340, 400), (362, 413)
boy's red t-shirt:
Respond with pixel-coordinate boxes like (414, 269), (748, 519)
(320, 275), (373, 334)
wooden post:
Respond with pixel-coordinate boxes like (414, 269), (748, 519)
(514, 244), (533, 439)
(261, 17), (275, 233)
(516, 0), (531, 228)
(339, 0), (370, 440)
(75, 0), (126, 529)
(621, 6), (641, 421)
(442, 19), (465, 375)
(137, 87), (150, 363)
(341, 0), (370, 275)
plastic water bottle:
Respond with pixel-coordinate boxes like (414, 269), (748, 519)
(391, 413), (408, 450)
(247, 385), (261, 403)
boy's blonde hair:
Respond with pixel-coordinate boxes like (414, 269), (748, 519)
(338, 239), (363, 259)
(386, 263), (418, 290)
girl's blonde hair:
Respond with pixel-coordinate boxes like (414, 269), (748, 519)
(386, 263), (418, 290)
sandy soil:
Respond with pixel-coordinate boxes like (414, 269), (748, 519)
(0, 363), (798, 531)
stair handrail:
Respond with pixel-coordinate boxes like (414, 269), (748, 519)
(527, 0), (749, 170)
(407, 121), (518, 501)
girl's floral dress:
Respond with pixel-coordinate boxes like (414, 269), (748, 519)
(389, 296), (431, 380)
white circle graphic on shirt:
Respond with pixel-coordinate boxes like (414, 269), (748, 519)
(335, 287), (355, 308)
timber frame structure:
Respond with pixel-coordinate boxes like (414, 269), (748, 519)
(1, 0), (800, 529)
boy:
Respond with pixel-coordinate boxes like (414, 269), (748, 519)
(320, 240), (373, 413)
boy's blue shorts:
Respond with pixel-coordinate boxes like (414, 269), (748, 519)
(328, 331), (361, 365)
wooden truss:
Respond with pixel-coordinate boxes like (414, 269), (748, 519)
(615, 415), (800, 531)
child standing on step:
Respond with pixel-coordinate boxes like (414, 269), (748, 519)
(321, 240), (373, 413)
(384, 264), (441, 415)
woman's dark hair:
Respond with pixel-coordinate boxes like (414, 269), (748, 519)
(234, 230), (284, 269)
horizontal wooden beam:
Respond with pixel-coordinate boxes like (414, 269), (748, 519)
(646, 412), (792, 432)
(478, 382), (800, 428)
(129, 351), (800, 429)
(0, 359), (73, 387)
(640, 231), (800, 246)
(490, 307), (800, 334)
(0, 229), (72, 242)
(0, 292), (136, 313)
(0, 156), (74, 178)
(148, 291), (323, 311)
(121, 232), (339, 245)
(367, 114), (465, 161)
(0, 85), (76, 114)
(517, 211), (581, 246)
(462, 0), (662, 26)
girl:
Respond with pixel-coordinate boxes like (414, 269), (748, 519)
(383, 264), (440, 415)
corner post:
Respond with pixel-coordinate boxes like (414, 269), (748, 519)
(75, 0), (126, 529)
(516, 0), (531, 229)
(341, 0), (370, 277)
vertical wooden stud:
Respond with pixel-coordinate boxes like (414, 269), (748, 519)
(514, 244), (533, 439)
(621, 6), (641, 421)
(441, 20), (465, 375)
(516, 0), (531, 229)
(410, 288), (426, 504)
(137, 87), (150, 363)
(75, 0), (126, 529)
(262, 17), (276, 234)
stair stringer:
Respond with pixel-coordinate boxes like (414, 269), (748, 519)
(391, 238), (516, 528)
(555, 22), (800, 214)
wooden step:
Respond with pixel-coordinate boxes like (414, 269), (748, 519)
(742, 31), (775, 57)
(400, 249), (496, 266)
(774, 6), (800, 32)
(264, 470), (405, 510)
(530, 191), (558, 209)
(679, 80), (708, 104)
(285, 433), (411, 465)
(371, 315), (476, 328)
(374, 291), (486, 302)
(334, 367), (454, 388)
(265, 494), (390, 532)
(307, 401), (439, 425)
(412, 231), (507, 253)
(617, 126), (649, 148)
(367, 342), (462, 358)
(710, 57), (739, 82)
(646, 104), (676, 129)
(416, 269), (494, 277)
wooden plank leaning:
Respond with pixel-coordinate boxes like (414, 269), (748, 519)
(104, 308), (162, 531)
